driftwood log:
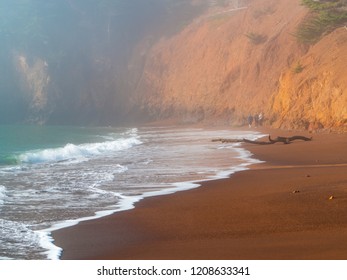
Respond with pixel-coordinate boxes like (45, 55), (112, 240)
(212, 135), (312, 145)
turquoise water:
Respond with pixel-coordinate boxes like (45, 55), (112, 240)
(0, 125), (120, 165)
(0, 125), (264, 260)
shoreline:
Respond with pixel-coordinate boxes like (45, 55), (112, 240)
(52, 129), (347, 260)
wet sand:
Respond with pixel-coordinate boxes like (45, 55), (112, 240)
(52, 129), (347, 260)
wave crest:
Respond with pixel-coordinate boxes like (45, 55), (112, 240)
(18, 137), (142, 164)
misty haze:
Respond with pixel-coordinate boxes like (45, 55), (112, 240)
(0, 0), (206, 125)
(0, 0), (347, 265)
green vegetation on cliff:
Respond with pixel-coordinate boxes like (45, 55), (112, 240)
(296, 0), (347, 43)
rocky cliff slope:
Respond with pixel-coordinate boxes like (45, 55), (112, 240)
(133, 0), (347, 131)
(271, 27), (347, 131)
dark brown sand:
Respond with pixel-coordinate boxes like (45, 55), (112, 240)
(52, 129), (347, 260)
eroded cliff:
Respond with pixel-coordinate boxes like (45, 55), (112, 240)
(133, 0), (347, 131)
(271, 28), (347, 131)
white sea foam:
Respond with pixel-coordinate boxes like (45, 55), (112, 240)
(0, 185), (7, 205)
(0, 219), (43, 259)
(18, 137), (142, 164)
(36, 231), (62, 260)
(1, 127), (266, 260)
(42, 131), (266, 260)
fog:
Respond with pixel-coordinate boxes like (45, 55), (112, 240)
(0, 0), (206, 125)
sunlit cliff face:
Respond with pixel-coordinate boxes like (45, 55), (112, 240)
(130, 0), (347, 131)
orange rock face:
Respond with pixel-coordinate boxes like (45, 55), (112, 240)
(271, 28), (347, 131)
(132, 0), (346, 131)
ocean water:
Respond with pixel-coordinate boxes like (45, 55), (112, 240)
(0, 125), (264, 260)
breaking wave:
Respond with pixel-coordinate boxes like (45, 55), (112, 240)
(17, 137), (142, 165)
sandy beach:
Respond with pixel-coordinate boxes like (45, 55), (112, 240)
(52, 129), (347, 260)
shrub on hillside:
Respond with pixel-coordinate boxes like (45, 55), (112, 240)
(245, 32), (267, 44)
(295, 0), (347, 43)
